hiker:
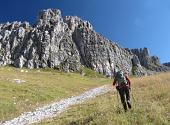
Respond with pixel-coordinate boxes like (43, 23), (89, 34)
(113, 67), (132, 112)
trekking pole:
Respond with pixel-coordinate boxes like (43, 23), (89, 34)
(132, 93), (136, 103)
(130, 88), (136, 109)
(116, 90), (120, 104)
(130, 88), (136, 102)
(116, 89), (121, 113)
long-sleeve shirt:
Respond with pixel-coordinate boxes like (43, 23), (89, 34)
(113, 74), (131, 88)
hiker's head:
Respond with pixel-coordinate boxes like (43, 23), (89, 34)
(114, 65), (120, 74)
(124, 72), (128, 76)
(116, 65), (120, 69)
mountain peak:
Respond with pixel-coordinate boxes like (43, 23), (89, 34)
(38, 9), (62, 25)
(0, 9), (169, 77)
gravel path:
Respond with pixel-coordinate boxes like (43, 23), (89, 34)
(2, 85), (112, 125)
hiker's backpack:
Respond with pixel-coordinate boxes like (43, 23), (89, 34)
(116, 71), (127, 85)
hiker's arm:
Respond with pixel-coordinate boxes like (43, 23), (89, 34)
(125, 75), (131, 86)
(113, 78), (117, 86)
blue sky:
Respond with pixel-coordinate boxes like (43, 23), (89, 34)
(0, 0), (170, 63)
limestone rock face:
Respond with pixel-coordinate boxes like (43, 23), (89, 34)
(34, 9), (81, 71)
(64, 16), (133, 77)
(125, 49), (147, 76)
(163, 62), (170, 67)
(0, 9), (168, 77)
(0, 9), (81, 72)
(131, 48), (169, 72)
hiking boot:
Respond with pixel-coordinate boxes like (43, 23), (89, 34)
(127, 100), (132, 109)
(123, 103), (127, 112)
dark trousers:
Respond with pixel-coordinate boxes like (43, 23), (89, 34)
(117, 86), (132, 111)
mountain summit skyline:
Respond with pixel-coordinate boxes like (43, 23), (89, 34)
(0, 0), (170, 63)
(0, 8), (169, 77)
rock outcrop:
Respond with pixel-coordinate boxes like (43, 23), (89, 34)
(65, 16), (135, 77)
(0, 9), (169, 77)
(130, 48), (169, 72)
(0, 9), (81, 72)
(163, 62), (170, 67)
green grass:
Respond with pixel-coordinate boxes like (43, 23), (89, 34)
(79, 67), (106, 78)
(37, 72), (170, 125)
(0, 66), (111, 122)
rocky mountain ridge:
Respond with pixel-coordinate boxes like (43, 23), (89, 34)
(163, 62), (170, 67)
(0, 9), (169, 77)
(128, 48), (169, 72)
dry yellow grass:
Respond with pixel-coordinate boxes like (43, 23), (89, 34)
(0, 67), (111, 122)
(37, 72), (170, 125)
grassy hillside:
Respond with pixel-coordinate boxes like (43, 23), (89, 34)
(0, 67), (111, 122)
(37, 72), (170, 125)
